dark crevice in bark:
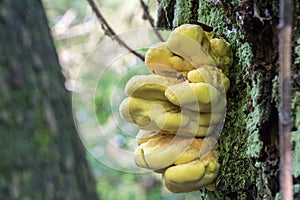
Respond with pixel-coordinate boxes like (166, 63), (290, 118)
(258, 105), (280, 196)
(189, 0), (199, 25)
(157, 0), (176, 29)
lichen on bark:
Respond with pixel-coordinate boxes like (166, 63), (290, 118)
(290, 34), (300, 198)
(157, 0), (300, 199)
(173, 0), (196, 27)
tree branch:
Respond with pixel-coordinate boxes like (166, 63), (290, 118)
(86, 0), (145, 61)
(140, 0), (164, 42)
(278, 0), (293, 199)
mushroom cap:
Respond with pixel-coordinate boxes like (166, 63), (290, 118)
(145, 42), (194, 77)
(167, 24), (215, 68)
(170, 24), (206, 44)
(134, 133), (217, 171)
(125, 74), (179, 100)
(165, 81), (226, 113)
(136, 130), (162, 145)
(134, 134), (191, 170)
(119, 96), (186, 131)
(209, 38), (233, 70)
(162, 150), (219, 193)
(187, 66), (230, 92)
(120, 97), (224, 137)
(166, 24), (233, 72)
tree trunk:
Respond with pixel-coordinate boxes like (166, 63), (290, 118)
(0, 1), (99, 199)
(157, 0), (300, 199)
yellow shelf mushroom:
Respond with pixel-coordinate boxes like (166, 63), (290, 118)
(119, 23), (233, 193)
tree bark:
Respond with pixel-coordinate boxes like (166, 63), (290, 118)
(0, 1), (99, 199)
(157, 0), (300, 199)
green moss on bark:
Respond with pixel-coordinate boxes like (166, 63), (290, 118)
(291, 37), (300, 178)
(197, 1), (265, 198)
(173, 0), (193, 27)
(196, 1), (279, 199)
(291, 102), (300, 177)
(295, 38), (300, 64)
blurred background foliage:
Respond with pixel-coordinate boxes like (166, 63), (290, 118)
(43, 0), (200, 199)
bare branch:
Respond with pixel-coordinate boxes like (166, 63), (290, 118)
(86, 0), (145, 61)
(278, 0), (293, 199)
(140, 0), (164, 42)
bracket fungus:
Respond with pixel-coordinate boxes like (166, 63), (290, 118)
(119, 24), (233, 193)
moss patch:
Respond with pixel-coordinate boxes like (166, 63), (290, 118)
(295, 38), (300, 64)
(173, 0), (194, 27)
(291, 91), (300, 178)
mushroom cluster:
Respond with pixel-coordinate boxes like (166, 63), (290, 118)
(119, 24), (232, 193)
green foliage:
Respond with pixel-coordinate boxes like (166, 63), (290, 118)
(95, 69), (118, 125)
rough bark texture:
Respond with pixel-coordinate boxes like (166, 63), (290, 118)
(0, 1), (99, 199)
(157, 0), (300, 199)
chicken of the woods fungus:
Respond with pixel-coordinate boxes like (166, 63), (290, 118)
(119, 24), (233, 193)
